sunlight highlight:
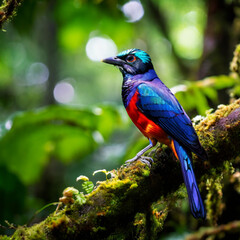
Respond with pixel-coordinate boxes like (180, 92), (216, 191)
(26, 62), (49, 85)
(53, 81), (75, 104)
(92, 131), (104, 144)
(86, 37), (117, 61)
(170, 84), (187, 94)
(121, 1), (144, 22)
(5, 120), (12, 130)
(175, 26), (203, 59)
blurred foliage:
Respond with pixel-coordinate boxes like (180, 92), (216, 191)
(0, 104), (127, 234)
(175, 75), (240, 115)
(0, 105), (124, 184)
(0, 0), (209, 117)
(0, 0), (240, 238)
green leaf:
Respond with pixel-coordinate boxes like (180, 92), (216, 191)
(0, 105), (124, 185)
(192, 87), (209, 115)
(76, 175), (89, 182)
(82, 181), (94, 194)
(75, 192), (86, 205)
(202, 87), (218, 102)
(214, 75), (236, 89)
(93, 169), (108, 176)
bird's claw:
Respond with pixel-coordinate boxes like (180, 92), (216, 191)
(141, 156), (154, 163)
(139, 156), (153, 167)
(125, 156), (153, 167)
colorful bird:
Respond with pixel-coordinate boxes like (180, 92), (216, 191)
(102, 49), (207, 219)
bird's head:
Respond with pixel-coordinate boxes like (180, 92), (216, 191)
(102, 49), (154, 77)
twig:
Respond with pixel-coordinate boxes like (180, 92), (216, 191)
(186, 220), (240, 240)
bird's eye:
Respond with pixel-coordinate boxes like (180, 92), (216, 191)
(126, 55), (136, 63)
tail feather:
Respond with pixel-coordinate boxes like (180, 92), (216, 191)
(173, 140), (206, 219)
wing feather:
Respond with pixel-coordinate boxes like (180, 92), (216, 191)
(136, 83), (207, 159)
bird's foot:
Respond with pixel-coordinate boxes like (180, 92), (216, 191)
(125, 156), (153, 167)
(139, 156), (153, 167)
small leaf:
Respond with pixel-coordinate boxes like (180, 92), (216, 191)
(63, 187), (79, 197)
(192, 87), (209, 115)
(202, 87), (218, 102)
(76, 175), (89, 182)
(75, 192), (86, 205)
(82, 181), (94, 194)
(93, 169), (114, 180)
(93, 169), (108, 176)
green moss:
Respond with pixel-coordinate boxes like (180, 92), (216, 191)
(196, 99), (240, 132)
(230, 44), (240, 75)
(9, 222), (47, 240)
(0, 236), (11, 240)
(130, 183), (138, 189)
(206, 174), (223, 225)
(132, 203), (168, 240)
(133, 213), (147, 240)
(142, 169), (150, 177)
(0, 0), (23, 29)
(92, 226), (106, 233)
(205, 161), (235, 225)
(151, 208), (168, 236)
(223, 161), (235, 175)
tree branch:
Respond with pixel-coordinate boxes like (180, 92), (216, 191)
(1, 98), (239, 240)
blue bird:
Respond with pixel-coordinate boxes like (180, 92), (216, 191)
(102, 48), (207, 219)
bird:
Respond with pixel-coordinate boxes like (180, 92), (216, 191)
(102, 48), (207, 219)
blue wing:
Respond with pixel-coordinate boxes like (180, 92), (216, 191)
(136, 83), (207, 159)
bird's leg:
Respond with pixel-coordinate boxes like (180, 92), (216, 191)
(125, 139), (155, 166)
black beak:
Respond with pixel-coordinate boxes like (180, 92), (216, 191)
(102, 56), (125, 66)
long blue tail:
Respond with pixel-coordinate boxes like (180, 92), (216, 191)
(173, 140), (206, 219)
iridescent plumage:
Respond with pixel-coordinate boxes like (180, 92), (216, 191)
(103, 49), (206, 219)
(118, 49), (151, 63)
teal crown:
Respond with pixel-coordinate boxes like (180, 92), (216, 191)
(117, 48), (151, 64)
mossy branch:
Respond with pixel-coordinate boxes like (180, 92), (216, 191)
(0, 0), (23, 29)
(1, 98), (239, 240)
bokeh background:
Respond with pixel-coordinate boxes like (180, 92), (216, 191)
(1, 0), (240, 238)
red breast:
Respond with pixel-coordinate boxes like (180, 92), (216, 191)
(126, 90), (171, 146)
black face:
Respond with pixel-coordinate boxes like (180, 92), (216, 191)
(102, 52), (153, 76)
